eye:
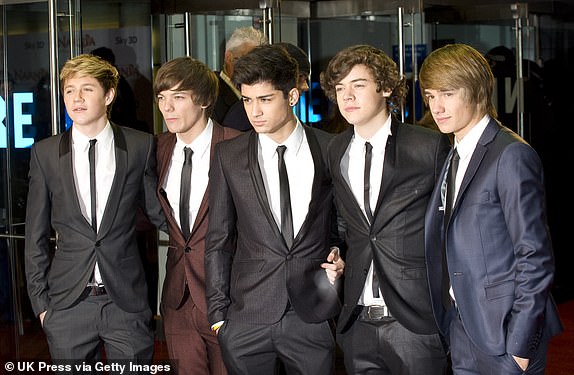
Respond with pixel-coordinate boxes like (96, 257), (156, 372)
(242, 97), (252, 104)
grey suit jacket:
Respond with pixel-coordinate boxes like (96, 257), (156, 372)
(425, 119), (563, 357)
(25, 123), (165, 316)
(205, 126), (341, 326)
(329, 120), (450, 335)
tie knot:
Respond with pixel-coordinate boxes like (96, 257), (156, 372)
(183, 147), (193, 164)
(452, 148), (460, 162)
(365, 141), (373, 153)
(277, 145), (287, 158)
(89, 139), (97, 147)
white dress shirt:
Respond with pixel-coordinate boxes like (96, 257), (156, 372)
(258, 120), (313, 238)
(72, 122), (116, 285)
(341, 114), (392, 306)
(163, 120), (213, 234)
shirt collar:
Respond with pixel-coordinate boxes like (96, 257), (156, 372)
(455, 114), (490, 161)
(352, 114), (392, 149)
(176, 119), (213, 159)
(259, 118), (304, 160)
(72, 121), (113, 151)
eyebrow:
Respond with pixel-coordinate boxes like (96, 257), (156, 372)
(336, 78), (369, 85)
(242, 93), (275, 100)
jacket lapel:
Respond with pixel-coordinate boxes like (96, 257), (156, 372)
(97, 124), (127, 239)
(190, 123), (225, 237)
(454, 119), (500, 215)
(59, 129), (94, 233)
(372, 120), (398, 226)
(247, 131), (282, 240)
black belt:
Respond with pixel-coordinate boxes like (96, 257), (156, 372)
(358, 305), (392, 321)
(86, 285), (107, 296)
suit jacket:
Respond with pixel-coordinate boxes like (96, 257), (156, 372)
(156, 122), (240, 313)
(25, 124), (165, 316)
(329, 120), (450, 335)
(205, 126), (341, 326)
(425, 119), (563, 357)
(212, 74), (252, 132)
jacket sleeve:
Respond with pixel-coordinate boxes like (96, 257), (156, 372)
(204, 143), (236, 325)
(24, 145), (52, 316)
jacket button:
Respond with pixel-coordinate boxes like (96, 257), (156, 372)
(95, 241), (101, 247)
(286, 254), (293, 260)
(184, 247), (191, 253)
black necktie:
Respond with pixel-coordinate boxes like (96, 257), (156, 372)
(364, 142), (380, 298)
(444, 149), (460, 225)
(180, 147), (193, 240)
(88, 139), (97, 233)
(364, 142), (374, 223)
(277, 145), (293, 249)
(442, 148), (459, 309)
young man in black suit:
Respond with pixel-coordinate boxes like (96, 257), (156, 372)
(205, 44), (344, 375)
(320, 44), (450, 374)
(25, 54), (165, 371)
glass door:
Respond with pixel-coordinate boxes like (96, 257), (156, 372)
(1, 0), (54, 364)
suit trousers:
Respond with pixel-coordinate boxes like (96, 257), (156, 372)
(162, 291), (227, 375)
(42, 293), (153, 374)
(338, 316), (447, 375)
(217, 308), (336, 375)
(450, 312), (549, 375)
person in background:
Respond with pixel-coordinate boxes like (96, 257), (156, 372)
(205, 44), (344, 375)
(275, 42), (311, 94)
(320, 44), (450, 375)
(420, 43), (563, 375)
(153, 56), (240, 375)
(25, 54), (165, 373)
(212, 26), (268, 132)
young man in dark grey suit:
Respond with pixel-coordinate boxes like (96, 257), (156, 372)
(25, 54), (165, 372)
(205, 44), (344, 375)
(320, 44), (450, 374)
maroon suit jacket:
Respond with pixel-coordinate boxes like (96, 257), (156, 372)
(156, 122), (240, 313)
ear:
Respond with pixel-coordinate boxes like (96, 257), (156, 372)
(200, 104), (208, 109)
(105, 88), (116, 105)
(382, 89), (392, 98)
(288, 87), (300, 107)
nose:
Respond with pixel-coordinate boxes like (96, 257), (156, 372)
(430, 97), (444, 114)
(161, 98), (174, 112)
(251, 101), (262, 117)
(342, 86), (354, 101)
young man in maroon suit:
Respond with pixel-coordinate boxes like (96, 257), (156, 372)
(154, 57), (240, 375)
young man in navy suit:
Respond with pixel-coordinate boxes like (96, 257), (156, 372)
(320, 44), (449, 375)
(25, 54), (165, 371)
(420, 43), (563, 374)
(205, 44), (344, 375)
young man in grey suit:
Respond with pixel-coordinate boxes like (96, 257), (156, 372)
(25, 54), (165, 372)
(420, 43), (563, 375)
(320, 44), (450, 374)
(205, 44), (344, 375)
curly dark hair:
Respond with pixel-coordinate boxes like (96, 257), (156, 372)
(320, 44), (407, 118)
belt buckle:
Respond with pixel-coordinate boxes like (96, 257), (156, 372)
(88, 285), (106, 296)
(366, 305), (389, 320)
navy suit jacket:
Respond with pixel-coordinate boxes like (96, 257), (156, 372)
(425, 119), (563, 357)
(205, 126), (341, 326)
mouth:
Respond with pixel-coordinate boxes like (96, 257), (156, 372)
(343, 106), (359, 113)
